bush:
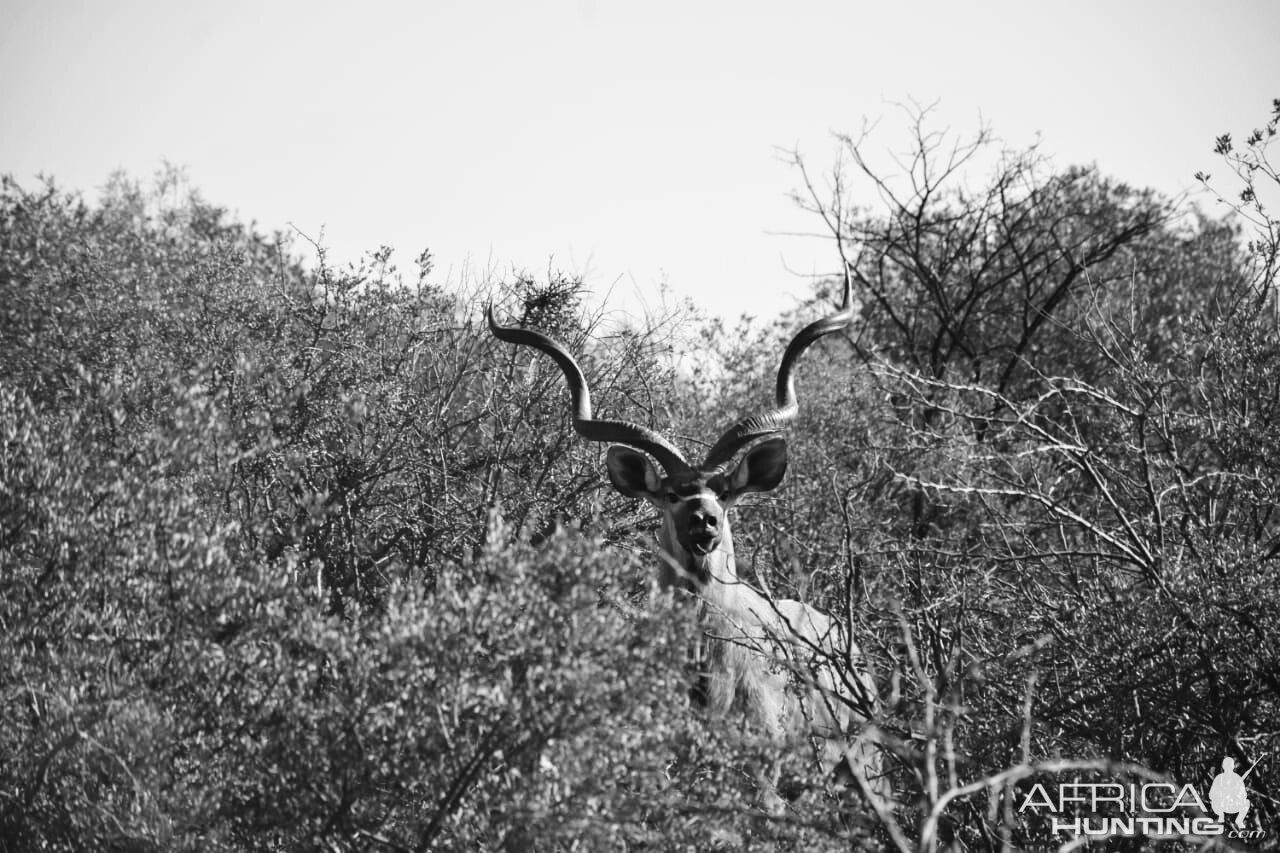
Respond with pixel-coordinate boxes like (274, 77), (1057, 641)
(5, 100), (1279, 849)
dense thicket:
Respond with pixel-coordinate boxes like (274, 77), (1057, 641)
(2, 101), (1277, 851)
(0, 171), (797, 850)
(715, 105), (1280, 849)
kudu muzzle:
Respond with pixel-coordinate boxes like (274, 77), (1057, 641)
(676, 496), (724, 556)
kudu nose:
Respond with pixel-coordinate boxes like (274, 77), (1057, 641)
(686, 506), (720, 556)
(689, 508), (717, 533)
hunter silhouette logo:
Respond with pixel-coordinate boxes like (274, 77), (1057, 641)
(1210, 756), (1257, 828)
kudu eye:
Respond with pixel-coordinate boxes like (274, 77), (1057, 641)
(665, 490), (680, 503)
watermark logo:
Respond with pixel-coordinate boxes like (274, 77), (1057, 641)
(1209, 756), (1252, 828)
(1018, 755), (1264, 843)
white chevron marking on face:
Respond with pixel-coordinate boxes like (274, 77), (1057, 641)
(668, 489), (718, 504)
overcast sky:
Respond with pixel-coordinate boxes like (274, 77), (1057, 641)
(2, 0), (1277, 322)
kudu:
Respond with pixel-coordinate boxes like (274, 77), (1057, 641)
(487, 280), (883, 808)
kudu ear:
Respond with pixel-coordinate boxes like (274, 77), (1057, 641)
(726, 437), (788, 497)
(606, 445), (664, 500)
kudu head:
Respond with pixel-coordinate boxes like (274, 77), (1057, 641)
(487, 279), (852, 589)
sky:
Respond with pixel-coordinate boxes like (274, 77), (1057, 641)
(2, 0), (1277, 323)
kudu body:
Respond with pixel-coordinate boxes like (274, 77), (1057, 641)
(488, 281), (882, 806)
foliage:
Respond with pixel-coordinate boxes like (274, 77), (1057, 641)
(731, 102), (1280, 850)
(1197, 98), (1280, 319)
(3, 97), (1279, 851)
(0, 368), (707, 849)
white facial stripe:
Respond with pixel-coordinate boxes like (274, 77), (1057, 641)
(668, 489), (718, 504)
